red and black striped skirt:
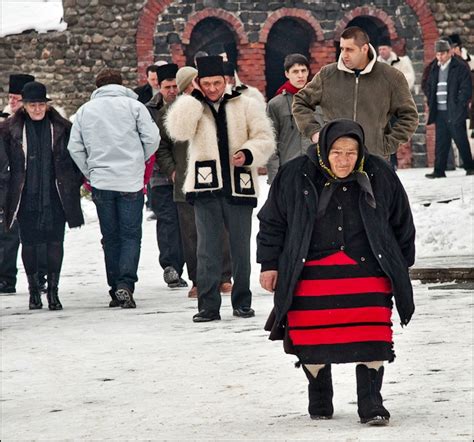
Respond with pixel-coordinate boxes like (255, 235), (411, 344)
(287, 251), (394, 365)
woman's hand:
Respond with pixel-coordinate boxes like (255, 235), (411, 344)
(260, 270), (278, 293)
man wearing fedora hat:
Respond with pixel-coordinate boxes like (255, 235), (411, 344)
(424, 39), (473, 178)
(0, 74), (35, 295)
(2, 81), (84, 310)
(166, 55), (275, 322)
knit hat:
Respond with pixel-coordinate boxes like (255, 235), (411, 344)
(21, 81), (51, 102)
(156, 63), (178, 83)
(9, 74), (35, 94)
(196, 55), (225, 78)
(176, 66), (197, 93)
(435, 39), (451, 52)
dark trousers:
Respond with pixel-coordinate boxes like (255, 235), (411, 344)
(0, 221), (20, 287)
(92, 188), (144, 293)
(194, 196), (252, 313)
(150, 185), (184, 275)
(435, 111), (474, 173)
(176, 201), (232, 286)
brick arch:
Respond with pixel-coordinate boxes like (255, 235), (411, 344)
(333, 6), (399, 42)
(259, 8), (325, 44)
(136, 0), (175, 81)
(258, 8), (330, 89)
(181, 8), (248, 46)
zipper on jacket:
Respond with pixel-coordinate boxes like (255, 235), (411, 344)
(353, 76), (359, 121)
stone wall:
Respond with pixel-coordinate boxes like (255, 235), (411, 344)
(0, 0), (146, 116)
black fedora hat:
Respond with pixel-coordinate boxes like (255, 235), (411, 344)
(21, 81), (51, 103)
(9, 74), (35, 94)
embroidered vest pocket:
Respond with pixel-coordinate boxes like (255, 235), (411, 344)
(234, 167), (255, 195)
(195, 160), (218, 189)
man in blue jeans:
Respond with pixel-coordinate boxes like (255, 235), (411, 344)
(67, 68), (160, 308)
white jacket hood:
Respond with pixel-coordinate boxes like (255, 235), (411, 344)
(337, 43), (377, 75)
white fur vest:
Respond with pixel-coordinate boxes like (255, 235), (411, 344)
(165, 92), (275, 202)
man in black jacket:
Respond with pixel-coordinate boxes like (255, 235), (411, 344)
(425, 39), (474, 178)
(134, 65), (160, 104)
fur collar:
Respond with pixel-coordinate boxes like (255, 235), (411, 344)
(7, 106), (70, 146)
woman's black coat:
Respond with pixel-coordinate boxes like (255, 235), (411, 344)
(256, 153), (416, 331)
(1, 107), (84, 230)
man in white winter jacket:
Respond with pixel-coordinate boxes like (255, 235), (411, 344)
(166, 55), (275, 323)
(67, 68), (160, 309)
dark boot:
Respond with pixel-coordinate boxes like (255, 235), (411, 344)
(27, 274), (42, 310)
(356, 364), (390, 425)
(47, 273), (62, 310)
(302, 364), (334, 419)
(108, 289), (122, 308)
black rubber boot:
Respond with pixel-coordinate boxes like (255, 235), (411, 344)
(27, 274), (42, 310)
(302, 364), (334, 419)
(356, 364), (390, 425)
(47, 273), (63, 310)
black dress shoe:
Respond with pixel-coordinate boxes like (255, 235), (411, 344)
(0, 281), (16, 293)
(233, 307), (255, 318)
(466, 169), (474, 176)
(193, 310), (221, 322)
(425, 171), (446, 179)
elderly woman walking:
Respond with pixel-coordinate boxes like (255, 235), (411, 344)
(257, 119), (415, 425)
(1, 81), (84, 310)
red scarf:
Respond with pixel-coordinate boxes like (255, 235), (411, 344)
(275, 80), (301, 97)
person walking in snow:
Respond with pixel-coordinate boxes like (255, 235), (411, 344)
(257, 119), (416, 425)
(67, 68), (160, 309)
(2, 81), (84, 310)
(166, 55), (275, 322)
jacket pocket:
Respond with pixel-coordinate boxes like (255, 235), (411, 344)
(195, 160), (218, 189)
(233, 167), (255, 195)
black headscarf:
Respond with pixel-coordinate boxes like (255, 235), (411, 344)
(23, 111), (53, 231)
(310, 119), (376, 219)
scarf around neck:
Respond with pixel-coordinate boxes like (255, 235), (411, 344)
(24, 114), (54, 231)
(274, 80), (301, 97)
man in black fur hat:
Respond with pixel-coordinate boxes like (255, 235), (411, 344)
(0, 74), (35, 294)
(166, 55), (275, 322)
(146, 63), (187, 289)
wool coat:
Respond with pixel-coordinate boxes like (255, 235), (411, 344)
(165, 90), (275, 205)
(266, 90), (312, 184)
(292, 45), (419, 158)
(1, 107), (84, 230)
(257, 151), (416, 335)
(425, 55), (472, 125)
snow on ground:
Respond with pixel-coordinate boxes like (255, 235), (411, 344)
(1, 170), (473, 440)
(0, 0), (66, 38)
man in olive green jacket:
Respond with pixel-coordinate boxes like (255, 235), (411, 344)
(293, 26), (418, 159)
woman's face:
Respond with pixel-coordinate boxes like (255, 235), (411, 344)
(24, 102), (47, 121)
(328, 137), (359, 178)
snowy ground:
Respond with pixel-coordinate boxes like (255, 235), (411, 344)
(1, 169), (473, 440)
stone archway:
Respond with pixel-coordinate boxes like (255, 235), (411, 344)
(264, 18), (314, 98)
